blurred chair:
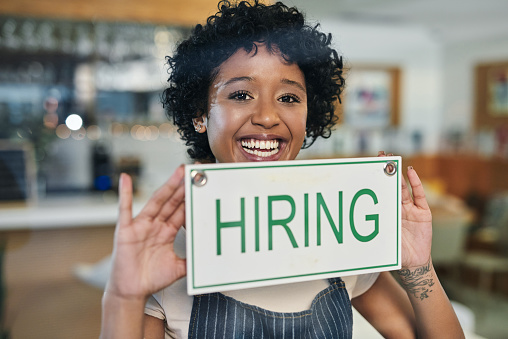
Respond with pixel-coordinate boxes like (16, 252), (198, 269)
(430, 193), (473, 278)
(73, 255), (111, 290)
(461, 252), (508, 294)
(432, 213), (471, 267)
(460, 192), (508, 295)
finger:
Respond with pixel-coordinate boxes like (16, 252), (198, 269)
(158, 181), (185, 221)
(140, 165), (185, 219)
(377, 151), (386, 157)
(166, 201), (186, 232)
(173, 258), (187, 281)
(401, 172), (412, 206)
(118, 173), (133, 226)
(407, 166), (430, 210)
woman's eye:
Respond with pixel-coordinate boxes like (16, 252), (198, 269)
(229, 91), (252, 101)
(278, 94), (301, 103)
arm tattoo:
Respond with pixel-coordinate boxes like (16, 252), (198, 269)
(397, 261), (434, 301)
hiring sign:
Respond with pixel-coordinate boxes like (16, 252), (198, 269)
(185, 157), (401, 295)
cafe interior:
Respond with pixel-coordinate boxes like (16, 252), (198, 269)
(1, 0), (508, 338)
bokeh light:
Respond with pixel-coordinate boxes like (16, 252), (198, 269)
(65, 114), (83, 131)
(147, 125), (159, 140)
(43, 112), (59, 129)
(87, 125), (102, 140)
(159, 122), (173, 138)
(71, 127), (86, 140)
(55, 124), (71, 139)
(43, 96), (58, 112)
(110, 123), (127, 137)
(130, 124), (142, 140)
(135, 125), (146, 140)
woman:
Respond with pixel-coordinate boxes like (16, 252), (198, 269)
(100, 1), (464, 338)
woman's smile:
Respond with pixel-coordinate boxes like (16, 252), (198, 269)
(239, 135), (283, 160)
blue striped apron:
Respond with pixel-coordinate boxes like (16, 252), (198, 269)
(188, 278), (352, 338)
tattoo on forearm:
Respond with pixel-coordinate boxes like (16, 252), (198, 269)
(398, 261), (434, 301)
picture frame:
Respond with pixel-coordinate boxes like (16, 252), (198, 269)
(475, 61), (508, 128)
(341, 66), (401, 128)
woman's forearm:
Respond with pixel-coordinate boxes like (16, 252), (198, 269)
(397, 260), (465, 339)
(100, 292), (146, 339)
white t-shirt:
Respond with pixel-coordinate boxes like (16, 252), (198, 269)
(144, 229), (379, 338)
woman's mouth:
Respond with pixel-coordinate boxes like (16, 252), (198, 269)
(241, 138), (280, 158)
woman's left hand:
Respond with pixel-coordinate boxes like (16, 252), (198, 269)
(378, 152), (432, 268)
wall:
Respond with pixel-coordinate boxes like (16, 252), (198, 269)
(442, 37), (508, 132)
(319, 20), (444, 155)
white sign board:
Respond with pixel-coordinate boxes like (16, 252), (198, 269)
(185, 156), (401, 295)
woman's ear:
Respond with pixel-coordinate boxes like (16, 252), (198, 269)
(192, 114), (207, 133)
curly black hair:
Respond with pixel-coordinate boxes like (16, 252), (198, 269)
(162, 0), (345, 162)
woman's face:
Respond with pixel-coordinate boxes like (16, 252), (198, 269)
(204, 43), (307, 163)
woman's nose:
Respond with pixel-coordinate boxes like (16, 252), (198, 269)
(251, 99), (281, 129)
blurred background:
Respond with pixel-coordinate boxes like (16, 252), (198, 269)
(0, 0), (507, 338)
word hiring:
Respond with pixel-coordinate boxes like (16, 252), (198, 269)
(215, 189), (380, 255)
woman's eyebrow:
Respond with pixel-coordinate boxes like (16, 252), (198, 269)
(221, 76), (306, 92)
(281, 78), (306, 92)
(223, 76), (253, 87)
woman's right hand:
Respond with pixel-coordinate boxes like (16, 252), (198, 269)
(105, 165), (187, 301)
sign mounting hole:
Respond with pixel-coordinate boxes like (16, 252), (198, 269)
(384, 161), (397, 176)
(191, 170), (207, 187)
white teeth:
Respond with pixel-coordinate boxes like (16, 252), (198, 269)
(241, 138), (281, 157)
(243, 148), (280, 157)
(241, 139), (279, 150)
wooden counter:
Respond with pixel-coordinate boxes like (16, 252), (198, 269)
(1, 226), (114, 339)
(0, 194), (145, 338)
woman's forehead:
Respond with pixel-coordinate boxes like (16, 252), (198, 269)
(214, 43), (303, 80)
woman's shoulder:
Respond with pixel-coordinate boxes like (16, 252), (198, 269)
(342, 272), (380, 298)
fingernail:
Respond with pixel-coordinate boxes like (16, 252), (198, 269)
(387, 153), (393, 156)
(408, 166), (413, 170)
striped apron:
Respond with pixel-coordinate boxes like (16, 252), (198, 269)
(188, 278), (352, 338)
